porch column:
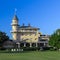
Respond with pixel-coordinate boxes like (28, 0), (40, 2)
(44, 43), (45, 46)
(36, 43), (38, 47)
(24, 43), (26, 47)
(30, 43), (32, 47)
(17, 42), (20, 48)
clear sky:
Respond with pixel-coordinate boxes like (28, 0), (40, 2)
(0, 0), (60, 39)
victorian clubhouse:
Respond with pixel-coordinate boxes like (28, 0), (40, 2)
(3, 14), (49, 51)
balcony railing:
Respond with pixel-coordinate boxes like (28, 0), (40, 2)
(19, 30), (37, 33)
(10, 30), (37, 33)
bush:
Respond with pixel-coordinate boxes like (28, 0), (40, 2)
(21, 47), (40, 51)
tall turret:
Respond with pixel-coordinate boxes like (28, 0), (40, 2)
(11, 15), (19, 40)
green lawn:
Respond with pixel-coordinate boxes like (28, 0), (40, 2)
(0, 51), (60, 60)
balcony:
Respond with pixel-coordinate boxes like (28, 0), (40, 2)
(10, 30), (37, 33)
(19, 30), (37, 33)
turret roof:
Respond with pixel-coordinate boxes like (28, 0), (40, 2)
(13, 15), (18, 20)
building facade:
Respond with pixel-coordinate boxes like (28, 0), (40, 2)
(11, 14), (49, 48)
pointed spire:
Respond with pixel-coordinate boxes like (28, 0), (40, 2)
(14, 8), (17, 15)
(13, 15), (18, 20)
(13, 8), (18, 20)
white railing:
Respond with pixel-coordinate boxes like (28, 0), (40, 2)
(19, 30), (37, 32)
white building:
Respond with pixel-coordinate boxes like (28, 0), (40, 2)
(11, 14), (49, 48)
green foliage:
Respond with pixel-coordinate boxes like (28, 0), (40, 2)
(21, 47), (40, 51)
(49, 29), (60, 48)
(0, 31), (9, 46)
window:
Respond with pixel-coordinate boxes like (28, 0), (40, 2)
(35, 38), (37, 40)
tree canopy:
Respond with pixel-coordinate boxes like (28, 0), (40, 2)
(0, 31), (9, 46)
(49, 29), (60, 48)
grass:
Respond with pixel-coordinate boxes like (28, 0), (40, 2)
(0, 51), (60, 60)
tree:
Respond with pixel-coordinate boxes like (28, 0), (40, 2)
(3, 40), (15, 49)
(49, 29), (60, 49)
(0, 31), (9, 46)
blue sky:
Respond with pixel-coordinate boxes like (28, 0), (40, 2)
(0, 0), (60, 38)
